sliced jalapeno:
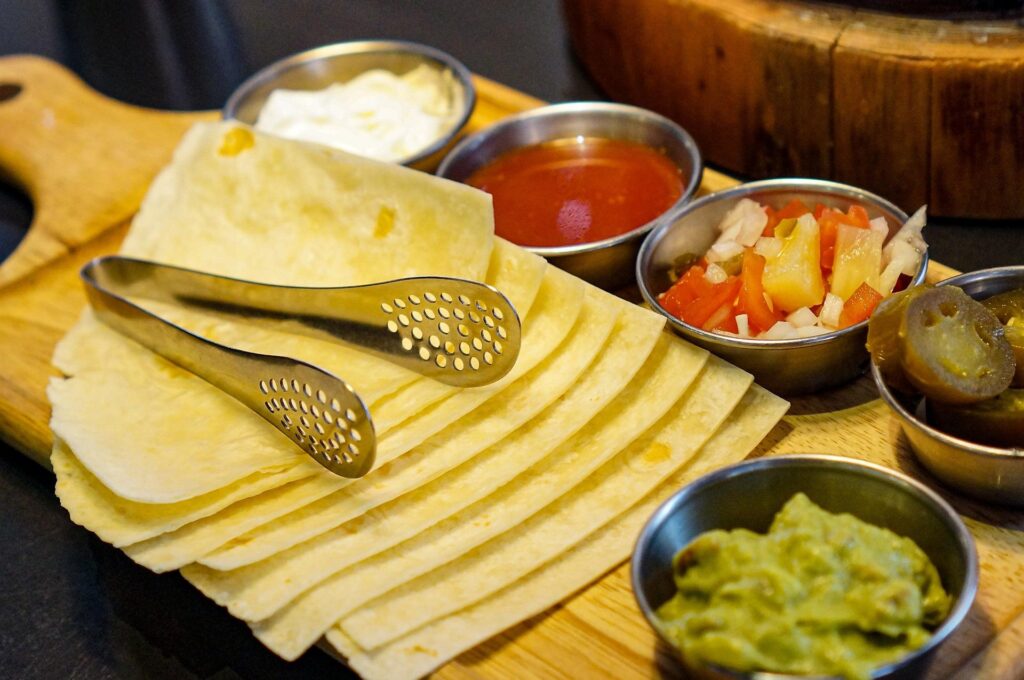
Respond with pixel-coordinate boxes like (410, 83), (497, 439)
(899, 286), (1014, 404)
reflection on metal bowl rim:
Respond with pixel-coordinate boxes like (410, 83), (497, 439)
(222, 39), (476, 168)
(437, 101), (704, 257)
(631, 453), (979, 680)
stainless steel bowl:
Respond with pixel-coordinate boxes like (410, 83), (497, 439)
(223, 40), (476, 170)
(632, 454), (978, 680)
(872, 265), (1024, 506)
(437, 102), (703, 290)
(637, 178), (927, 395)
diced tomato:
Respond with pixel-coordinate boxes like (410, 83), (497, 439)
(817, 208), (857, 271)
(838, 282), (884, 328)
(659, 282), (695, 318)
(762, 200), (809, 238)
(819, 219), (838, 270)
(659, 265), (706, 317)
(680, 265), (712, 297)
(660, 265), (715, 317)
(703, 301), (737, 332)
(813, 203), (828, 221)
(763, 205), (779, 237)
(846, 204), (871, 229)
(682, 276), (741, 328)
(736, 249), (781, 333)
(776, 199), (811, 220)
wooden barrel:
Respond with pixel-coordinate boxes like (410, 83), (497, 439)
(562, 0), (1024, 218)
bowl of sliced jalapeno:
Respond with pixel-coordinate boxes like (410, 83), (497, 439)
(869, 266), (1024, 505)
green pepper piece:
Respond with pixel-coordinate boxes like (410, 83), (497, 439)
(670, 252), (702, 282)
(718, 253), (743, 277)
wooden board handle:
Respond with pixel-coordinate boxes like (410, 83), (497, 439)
(0, 55), (213, 286)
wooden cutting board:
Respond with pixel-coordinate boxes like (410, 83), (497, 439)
(0, 55), (1021, 680)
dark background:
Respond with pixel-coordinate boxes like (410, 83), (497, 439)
(0, 2), (1021, 679)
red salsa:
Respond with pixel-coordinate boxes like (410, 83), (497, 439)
(465, 137), (684, 248)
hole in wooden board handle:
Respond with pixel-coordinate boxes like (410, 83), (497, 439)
(0, 83), (22, 103)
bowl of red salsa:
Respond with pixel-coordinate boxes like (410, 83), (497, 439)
(437, 102), (702, 289)
(636, 178), (929, 395)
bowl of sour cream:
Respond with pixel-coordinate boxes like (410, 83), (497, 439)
(224, 40), (476, 170)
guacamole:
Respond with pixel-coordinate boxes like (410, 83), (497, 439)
(655, 493), (951, 680)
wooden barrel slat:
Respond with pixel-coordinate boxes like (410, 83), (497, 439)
(563, 0), (1024, 218)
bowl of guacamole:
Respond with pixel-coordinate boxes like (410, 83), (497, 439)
(631, 454), (977, 680)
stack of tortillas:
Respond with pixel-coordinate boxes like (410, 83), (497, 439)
(48, 123), (788, 679)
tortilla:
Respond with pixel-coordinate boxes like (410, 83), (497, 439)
(73, 274), (563, 567)
(184, 284), (621, 615)
(185, 298), (664, 629)
(52, 440), (316, 548)
(340, 356), (753, 649)
(48, 363), (303, 504)
(122, 474), (340, 572)
(250, 327), (696, 659)
(121, 122), (494, 286)
(125, 284), (647, 573)
(60, 238), (545, 570)
(328, 385), (789, 680)
(50, 121), (498, 503)
(194, 267), (582, 571)
(483, 238), (548, 322)
(49, 236), (542, 507)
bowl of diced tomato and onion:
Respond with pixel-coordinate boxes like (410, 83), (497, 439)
(636, 178), (928, 395)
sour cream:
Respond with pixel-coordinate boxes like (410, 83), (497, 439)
(255, 65), (460, 162)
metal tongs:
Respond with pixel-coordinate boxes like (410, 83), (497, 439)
(80, 256), (521, 478)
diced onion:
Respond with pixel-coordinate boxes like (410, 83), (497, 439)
(763, 321), (799, 340)
(707, 240), (744, 263)
(716, 198), (768, 247)
(754, 236), (782, 260)
(704, 262), (728, 284)
(819, 292), (844, 329)
(890, 238), (923, 277)
(786, 307), (818, 328)
(736, 314), (750, 338)
(869, 216), (889, 237)
(883, 205), (927, 272)
(878, 259), (904, 295)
